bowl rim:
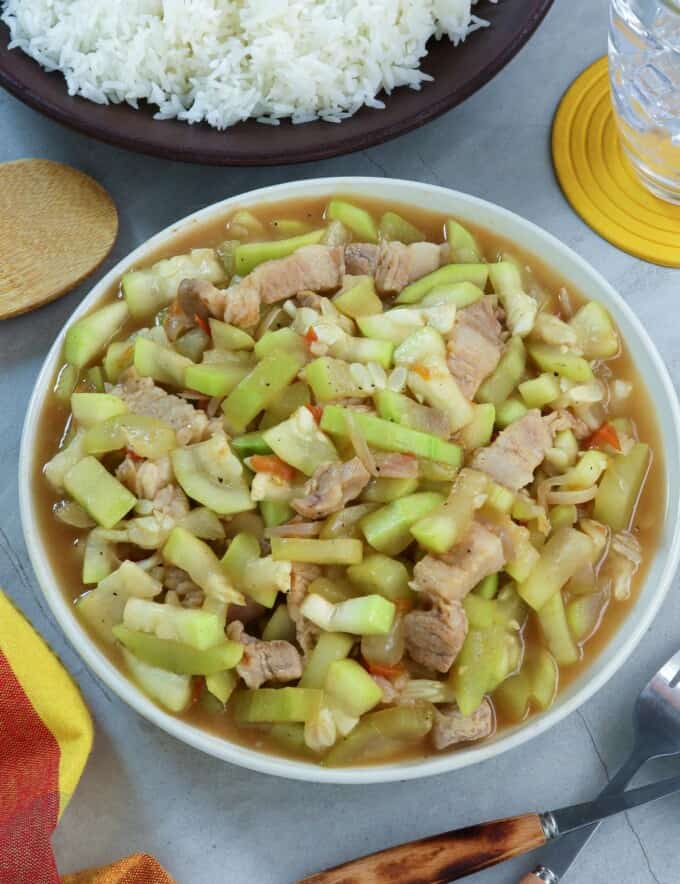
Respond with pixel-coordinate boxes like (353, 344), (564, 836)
(19, 176), (680, 784)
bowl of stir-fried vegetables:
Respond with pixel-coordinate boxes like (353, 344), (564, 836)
(19, 178), (680, 783)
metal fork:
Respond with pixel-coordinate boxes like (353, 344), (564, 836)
(519, 648), (680, 883)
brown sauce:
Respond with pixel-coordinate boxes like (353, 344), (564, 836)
(32, 194), (665, 765)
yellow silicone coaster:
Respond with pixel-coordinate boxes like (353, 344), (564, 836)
(552, 56), (680, 268)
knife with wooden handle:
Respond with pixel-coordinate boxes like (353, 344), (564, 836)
(297, 773), (680, 883)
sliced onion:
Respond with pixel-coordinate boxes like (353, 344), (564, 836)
(268, 521), (321, 538)
(345, 409), (377, 476)
(547, 486), (598, 505)
(53, 500), (95, 529)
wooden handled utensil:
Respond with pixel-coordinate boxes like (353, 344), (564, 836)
(297, 773), (680, 883)
(0, 159), (117, 319)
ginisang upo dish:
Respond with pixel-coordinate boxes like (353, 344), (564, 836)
(34, 195), (662, 767)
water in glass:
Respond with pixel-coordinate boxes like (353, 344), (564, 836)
(609, 0), (680, 203)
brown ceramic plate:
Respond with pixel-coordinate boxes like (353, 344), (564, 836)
(0, 1), (553, 166)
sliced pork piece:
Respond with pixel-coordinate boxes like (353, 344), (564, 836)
(447, 298), (503, 399)
(223, 276), (261, 328)
(110, 371), (209, 445)
(344, 243), (378, 276)
(116, 454), (174, 499)
(291, 457), (371, 519)
(471, 409), (555, 491)
(177, 277), (220, 320)
(222, 245), (345, 328)
(151, 483), (190, 520)
(287, 563), (322, 656)
(372, 452), (419, 479)
(412, 522), (505, 603)
(404, 599), (467, 674)
(227, 621), (302, 689)
(374, 241), (443, 294)
(431, 699), (495, 749)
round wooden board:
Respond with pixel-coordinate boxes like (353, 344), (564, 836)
(0, 159), (118, 319)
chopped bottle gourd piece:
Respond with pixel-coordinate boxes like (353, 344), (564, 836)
(299, 633), (355, 688)
(593, 443), (650, 532)
(569, 302), (619, 359)
(175, 327), (210, 362)
(518, 527), (594, 610)
(420, 281), (484, 310)
(233, 688), (323, 723)
(518, 373), (561, 409)
(77, 560), (160, 642)
(44, 429), (87, 490)
(396, 263), (489, 304)
(323, 705), (433, 766)
(527, 343), (594, 383)
(326, 200), (378, 242)
(260, 500), (294, 528)
(259, 382), (311, 429)
(171, 435), (254, 516)
(185, 361), (249, 397)
(333, 275), (383, 318)
(123, 598), (225, 650)
(271, 537), (363, 565)
(379, 211), (425, 244)
(222, 532), (290, 607)
(325, 659), (383, 717)
(321, 405), (462, 466)
(122, 648), (191, 712)
(374, 389), (450, 439)
(254, 327), (306, 360)
(566, 591), (608, 643)
(304, 357), (374, 401)
(64, 456), (136, 529)
(103, 341), (134, 383)
(84, 366), (105, 393)
(206, 670), (238, 705)
(113, 625), (243, 675)
(163, 526), (244, 605)
(536, 590), (580, 665)
(476, 336), (526, 406)
(361, 477), (419, 503)
(488, 261), (537, 337)
(410, 469), (488, 554)
(347, 554), (412, 601)
(495, 397), (528, 429)
(301, 593), (396, 636)
(457, 403), (496, 450)
(445, 219), (483, 263)
(83, 413), (176, 460)
(361, 491), (444, 556)
(231, 431), (273, 457)
(81, 528), (120, 585)
(122, 249), (224, 318)
(209, 318), (254, 351)
(222, 351), (305, 434)
(262, 604), (296, 643)
(134, 337), (193, 388)
(451, 623), (511, 715)
(474, 573), (499, 600)
(320, 503), (379, 540)
(54, 364), (80, 402)
(234, 228), (325, 275)
(262, 406), (339, 475)
(64, 301), (130, 368)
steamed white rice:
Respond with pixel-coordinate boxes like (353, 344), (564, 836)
(1, 0), (492, 129)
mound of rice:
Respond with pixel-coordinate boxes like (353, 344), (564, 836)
(1, 0), (493, 129)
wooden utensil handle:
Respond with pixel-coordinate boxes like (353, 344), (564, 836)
(298, 813), (547, 883)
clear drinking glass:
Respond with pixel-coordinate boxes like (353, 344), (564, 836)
(609, 0), (680, 203)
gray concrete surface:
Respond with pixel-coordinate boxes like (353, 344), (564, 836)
(1, 0), (679, 881)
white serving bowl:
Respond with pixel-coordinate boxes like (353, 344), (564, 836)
(19, 178), (680, 784)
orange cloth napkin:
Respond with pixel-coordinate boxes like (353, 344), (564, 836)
(0, 590), (174, 884)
